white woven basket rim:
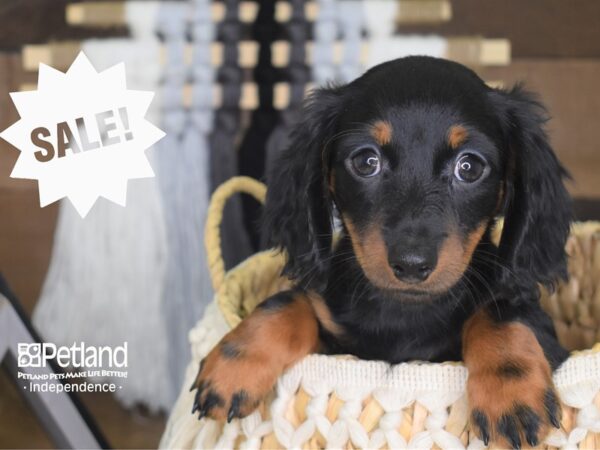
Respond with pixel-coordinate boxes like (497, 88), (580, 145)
(283, 347), (600, 394)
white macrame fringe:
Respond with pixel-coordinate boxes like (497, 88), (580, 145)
(34, 2), (176, 412)
(155, 0), (215, 402)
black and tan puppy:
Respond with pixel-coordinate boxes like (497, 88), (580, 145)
(191, 56), (571, 448)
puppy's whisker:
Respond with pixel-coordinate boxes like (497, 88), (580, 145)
(446, 279), (472, 315)
(464, 266), (501, 318)
(468, 245), (522, 282)
(292, 251), (359, 289)
(471, 252), (520, 280)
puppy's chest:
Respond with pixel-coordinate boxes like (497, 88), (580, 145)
(322, 301), (469, 364)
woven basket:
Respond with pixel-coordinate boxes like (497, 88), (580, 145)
(160, 177), (600, 450)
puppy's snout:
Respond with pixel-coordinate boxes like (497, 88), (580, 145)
(390, 252), (436, 283)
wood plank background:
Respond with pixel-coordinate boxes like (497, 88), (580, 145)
(400, 0), (600, 58)
(0, 1), (599, 448)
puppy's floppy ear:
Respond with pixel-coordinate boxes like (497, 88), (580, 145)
(263, 85), (344, 289)
(491, 85), (572, 291)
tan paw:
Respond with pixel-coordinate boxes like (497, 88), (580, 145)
(468, 363), (561, 448)
(190, 340), (280, 422)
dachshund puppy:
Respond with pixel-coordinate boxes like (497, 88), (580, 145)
(191, 56), (572, 448)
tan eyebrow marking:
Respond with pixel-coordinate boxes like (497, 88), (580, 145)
(370, 120), (392, 146)
(448, 124), (468, 149)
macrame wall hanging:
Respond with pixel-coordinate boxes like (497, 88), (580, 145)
(364, 0), (446, 70)
(33, 2), (173, 411)
(262, 0), (364, 194)
(238, 0), (280, 251)
(209, 0), (254, 269)
(155, 0), (214, 406)
(337, 0), (364, 83)
(312, 0), (338, 86)
(264, 0), (309, 181)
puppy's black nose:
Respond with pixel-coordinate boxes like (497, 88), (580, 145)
(390, 253), (434, 283)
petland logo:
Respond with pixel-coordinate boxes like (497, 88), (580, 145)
(18, 342), (128, 369)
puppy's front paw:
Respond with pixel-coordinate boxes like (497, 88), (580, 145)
(190, 340), (279, 422)
(468, 364), (561, 448)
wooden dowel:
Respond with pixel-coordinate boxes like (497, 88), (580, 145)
(66, 1), (450, 28)
(446, 38), (511, 66)
(66, 2), (126, 28)
(479, 39), (512, 66)
(22, 37), (511, 72)
(19, 81), (314, 110)
(396, 0), (452, 24)
(19, 79), (504, 109)
(22, 42), (82, 72)
(485, 80), (505, 89)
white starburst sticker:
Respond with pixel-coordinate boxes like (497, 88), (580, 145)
(0, 51), (165, 217)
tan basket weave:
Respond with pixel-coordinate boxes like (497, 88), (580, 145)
(160, 177), (600, 450)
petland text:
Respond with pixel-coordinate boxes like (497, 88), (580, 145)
(18, 342), (128, 369)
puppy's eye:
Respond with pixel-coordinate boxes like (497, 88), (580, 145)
(454, 153), (486, 183)
(351, 148), (381, 177)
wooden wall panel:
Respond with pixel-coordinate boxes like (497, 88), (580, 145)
(400, 0), (600, 58)
(0, 0), (127, 50)
(478, 59), (600, 198)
